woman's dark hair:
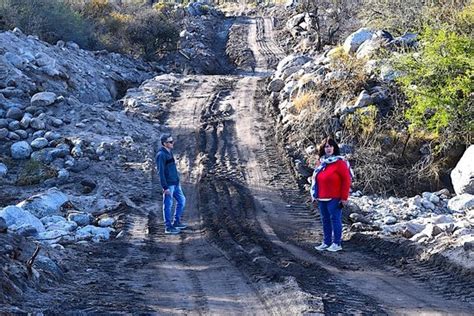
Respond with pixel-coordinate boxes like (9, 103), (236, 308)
(318, 137), (340, 157)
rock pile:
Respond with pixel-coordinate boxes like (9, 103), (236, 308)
(159, 5), (231, 75)
(0, 188), (118, 248)
(267, 27), (473, 271)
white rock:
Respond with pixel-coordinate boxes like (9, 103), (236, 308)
(447, 194), (474, 213)
(46, 220), (77, 232)
(451, 145), (474, 195)
(57, 168), (69, 180)
(98, 217), (115, 227)
(343, 28), (374, 54)
(430, 214), (454, 224)
(421, 199), (435, 210)
(429, 194), (440, 204)
(37, 230), (71, 244)
(0, 205), (45, 233)
(68, 212), (93, 226)
(31, 137), (49, 149)
(31, 92), (57, 107)
(75, 225), (113, 241)
(17, 188), (69, 218)
(384, 216), (397, 225)
(41, 215), (66, 226)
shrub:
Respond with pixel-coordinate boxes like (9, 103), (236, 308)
(122, 9), (179, 60)
(328, 48), (369, 97)
(345, 105), (379, 140)
(0, 0), (93, 48)
(78, 0), (114, 21)
(394, 27), (473, 151)
(359, 0), (471, 35)
(16, 160), (57, 186)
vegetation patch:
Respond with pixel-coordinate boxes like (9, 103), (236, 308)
(15, 160), (57, 186)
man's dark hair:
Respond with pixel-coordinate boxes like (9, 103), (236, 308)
(318, 137), (341, 157)
(160, 133), (172, 146)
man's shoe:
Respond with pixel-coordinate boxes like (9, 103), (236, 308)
(173, 222), (188, 230)
(314, 243), (330, 251)
(326, 243), (342, 252)
(165, 227), (181, 235)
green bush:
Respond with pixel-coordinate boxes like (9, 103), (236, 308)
(123, 9), (179, 60)
(394, 27), (473, 150)
(0, 0), (94, 48)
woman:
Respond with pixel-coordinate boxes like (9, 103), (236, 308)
(311, 137), (351, 252)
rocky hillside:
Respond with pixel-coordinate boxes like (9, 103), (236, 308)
(263, 12), (474, 275)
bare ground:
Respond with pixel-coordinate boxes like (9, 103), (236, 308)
(6, 16), (473, 315)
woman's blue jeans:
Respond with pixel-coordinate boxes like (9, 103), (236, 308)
(318, 199), (342, 246)
(163, 184), (186, 228)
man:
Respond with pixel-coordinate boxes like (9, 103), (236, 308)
(156, 133), (187, 235)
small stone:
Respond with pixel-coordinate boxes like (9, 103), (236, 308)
(30, 118), (45, 130)
(44, 131), (61, 141)
(6, 107), (23, 120)
(31, 137), (49, 149)
(384, 216), (397, 225)
(0, 163), (7, 177)
(463, 240), (474, 252)
(8, 132), (20, 141)
(50, 118), (63, 127)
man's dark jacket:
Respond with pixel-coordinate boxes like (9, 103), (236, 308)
(156, 147), (179, 190)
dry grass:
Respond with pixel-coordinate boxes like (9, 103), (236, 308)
(292, 91), (318, 112)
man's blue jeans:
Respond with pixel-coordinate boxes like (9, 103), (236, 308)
(163, 184), (186, 228)
(318, 199), (342, 246)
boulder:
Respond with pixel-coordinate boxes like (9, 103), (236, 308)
(98, 217), (115, 227)
(451, 145), (474, 195)
(267, 79), (285, 92)
(0, 205), (45, 233)
(343, 28), (374, 54)
(286, 13), (306, 30)
(6, 107), (23, 120)
(31, 92), (57, 107)
(9, 224), (38, 237)
(30, 148), (54, 164)
(447, 194), (474, 213)
(16, 188), (69, 218)
(390, 33), (417, 47)
(68, 212), (93, 226)
(11, 141), (32, 159)
(75, 225), (113, 242)
(31, 137), (49, 149)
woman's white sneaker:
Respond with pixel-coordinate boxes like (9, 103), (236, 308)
(326, 243), (342, 252)
(314, 243), (330, 251)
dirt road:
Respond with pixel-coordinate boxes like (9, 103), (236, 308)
(18, 17), (473, 315)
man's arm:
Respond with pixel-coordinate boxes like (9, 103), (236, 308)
(156, 153), (168, 190)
